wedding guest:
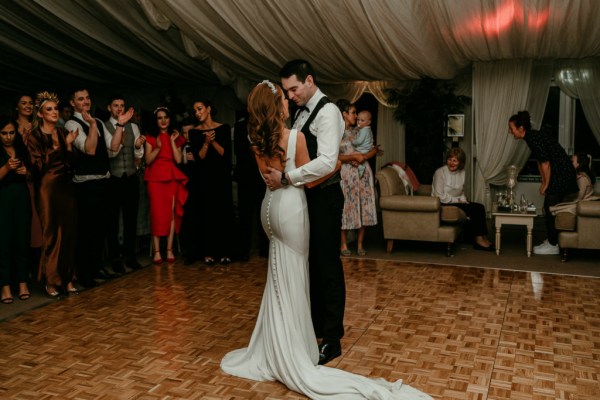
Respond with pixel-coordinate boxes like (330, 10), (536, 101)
(336, 99), (378, 256)
(13, 94), (34, 139)
(13, 94), (43, 276)
(353, 110), (375, 177)
(65, 88), (122, 287)
(550, 152), (597, 216)
(509, 110), (578, 255)
(432, 147), (494, 251)
(144, 107), (188, 264)
(179, 119), (202, 265)
(56, 103), (73, 128)
(104, 95), (145, 272)
(27, 92), (79, 297)
(0, 115), (31, 304)
(572, 152), (595, 200)
(188, 100), (234, 265)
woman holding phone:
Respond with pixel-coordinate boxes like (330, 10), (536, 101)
(0, 115), (31, 304)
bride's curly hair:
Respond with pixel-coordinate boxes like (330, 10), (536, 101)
(247, 81), (286, 164)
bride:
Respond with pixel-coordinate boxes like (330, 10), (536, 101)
(220, 80), (431, 399)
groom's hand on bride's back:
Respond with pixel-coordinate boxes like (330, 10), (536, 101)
(264, 166), (283, 190)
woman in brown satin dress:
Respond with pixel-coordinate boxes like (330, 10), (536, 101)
(27, 92), (79, 297)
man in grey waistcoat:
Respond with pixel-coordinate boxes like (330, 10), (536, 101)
(104, 95), (145, 272)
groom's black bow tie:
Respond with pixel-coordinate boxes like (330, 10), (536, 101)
(292, 106), (309, 124)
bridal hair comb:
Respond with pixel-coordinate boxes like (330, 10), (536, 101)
(259, 80), (277, 94)
(153, 106), (169, 115)
(36, 91), (60, 108)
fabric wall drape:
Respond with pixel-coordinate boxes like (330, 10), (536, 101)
(554, 57), (600, 146)
(472, 60), (552, 206)
(376, 105), (405, 171)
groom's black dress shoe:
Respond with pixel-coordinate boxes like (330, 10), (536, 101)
(318, 341), (342, 365)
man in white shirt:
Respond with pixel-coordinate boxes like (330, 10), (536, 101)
(64, 89), (129, 288)
(104, 95), (145, 273)
(265, 59), (346, 365)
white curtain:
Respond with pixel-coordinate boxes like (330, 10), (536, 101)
(472, 60), (552, 205)
(376, 105), (405, 170)
(554, 57), (600, 145)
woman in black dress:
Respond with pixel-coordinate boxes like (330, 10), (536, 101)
(0, 115), (31, 304)
(187, 100), (234, 265)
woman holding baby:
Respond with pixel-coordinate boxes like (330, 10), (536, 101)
(336, 99), (379, 256)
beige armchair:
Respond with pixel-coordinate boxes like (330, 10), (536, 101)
(555, 200), (600, 261)
(375, 167), (466, 256)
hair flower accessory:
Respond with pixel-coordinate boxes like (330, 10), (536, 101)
(259, 80), (277, 94)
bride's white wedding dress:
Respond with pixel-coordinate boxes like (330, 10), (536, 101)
(221, 130), (431, 400)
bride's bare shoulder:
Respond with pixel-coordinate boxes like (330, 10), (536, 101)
(279, 128), (291, 149)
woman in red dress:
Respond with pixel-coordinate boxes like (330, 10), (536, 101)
(144, 107), (188, 264)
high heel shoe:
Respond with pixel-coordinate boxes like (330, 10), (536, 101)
(45, 285), (61, 299)
(153, 250), (163, 265)
(18, 283), (30, 300)
(166, 248), (175, 263)
(18, 293), (31, 301)
(220, 257), (232, 265)
(204, 257), (215, 266)
(66, 282), (80, 295)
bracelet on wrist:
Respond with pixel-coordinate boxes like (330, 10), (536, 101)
(116, 123), (125, 128)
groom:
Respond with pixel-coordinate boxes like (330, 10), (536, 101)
(264, 59), (346, 365)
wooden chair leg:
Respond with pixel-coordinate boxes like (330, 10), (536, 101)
(561, 248), (568, 262)
(386, 239), (394, 254)
(446, 242), (453, 257)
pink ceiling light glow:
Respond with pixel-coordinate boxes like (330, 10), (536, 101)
(456, 0), (549, 38)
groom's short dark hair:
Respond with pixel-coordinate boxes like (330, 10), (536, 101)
(280, 59), (316, 84)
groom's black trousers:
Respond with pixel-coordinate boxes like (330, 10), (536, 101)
(305, 183), (346, 342)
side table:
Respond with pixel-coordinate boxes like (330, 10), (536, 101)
(492, 211), (537, 257)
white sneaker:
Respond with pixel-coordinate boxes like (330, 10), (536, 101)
(533, 239), (549, 251)
(533, 242), (559, 255)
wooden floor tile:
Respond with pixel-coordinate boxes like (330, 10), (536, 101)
(1, 258), (599, 399)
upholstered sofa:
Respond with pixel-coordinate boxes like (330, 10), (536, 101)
(555, 199), (600, 262)
(375, 166), (467, 256)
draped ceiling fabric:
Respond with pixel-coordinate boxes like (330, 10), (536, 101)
(2, 0), (600, 95)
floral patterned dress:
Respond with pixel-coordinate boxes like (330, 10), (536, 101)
(339, 128), (377, 230)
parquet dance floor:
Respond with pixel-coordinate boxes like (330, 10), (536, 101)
(1, 257), (599, 399)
